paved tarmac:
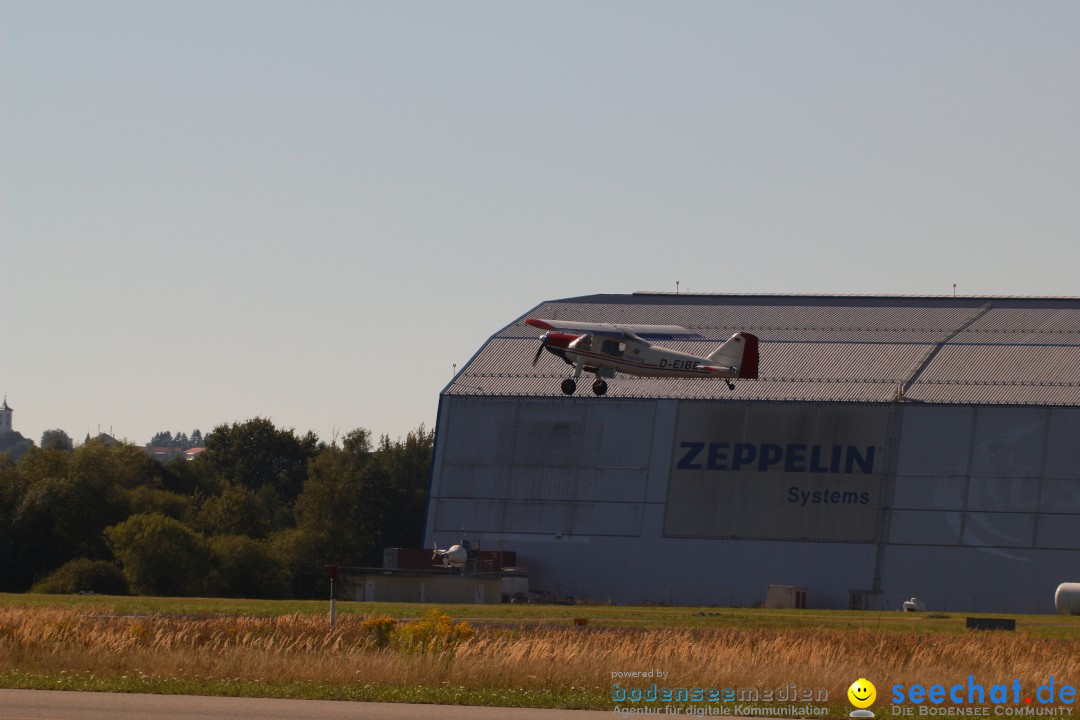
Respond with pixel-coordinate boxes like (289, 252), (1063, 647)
(0, 690), (615, 720)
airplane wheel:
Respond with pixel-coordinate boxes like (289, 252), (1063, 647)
(561, 379), (577, 395)
(592, 379), (608, 396)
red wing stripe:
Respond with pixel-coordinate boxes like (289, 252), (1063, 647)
(525, 318), (555, 331)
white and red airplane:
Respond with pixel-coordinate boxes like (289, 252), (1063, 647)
(524, 317), (759, 396)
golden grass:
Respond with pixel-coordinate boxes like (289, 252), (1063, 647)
(2, 606), (1078, 709)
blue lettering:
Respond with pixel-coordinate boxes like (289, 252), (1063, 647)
(732, 443), (756, 470)
(860, 491), (870, 504)
(678, 442), (878, 474)
(892, 684), (905, 704)
(968, 675), (984, 704)
(846, 445), (876, 474)
(1038, 677), (1055, 704)
(707, 442), (729, 470)
(928, 685), (945, 704)
(758, 444), (783, 471)
(785, 444), (806, 472)
(612, 683), (625, 701)
(950, 684), (963, 704)
(910, 684), (925, 704)
(677, 442), (704, 470)
(787, 487), (800, 503)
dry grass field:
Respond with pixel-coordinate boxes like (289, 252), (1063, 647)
(3, 603), (1080, 714)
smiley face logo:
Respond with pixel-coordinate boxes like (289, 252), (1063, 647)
(848, 678), (877, 709)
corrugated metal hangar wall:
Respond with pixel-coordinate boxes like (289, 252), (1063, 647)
(425, 294), (1080, 612)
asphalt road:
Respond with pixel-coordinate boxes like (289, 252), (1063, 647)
(0, 690), (616, 720)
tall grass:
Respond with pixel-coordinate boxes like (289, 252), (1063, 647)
(1, 606), (1077, 711)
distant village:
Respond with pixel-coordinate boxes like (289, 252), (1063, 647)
(0, 397), (204, 463)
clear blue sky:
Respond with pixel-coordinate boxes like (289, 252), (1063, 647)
(2, 1), (1078, 447)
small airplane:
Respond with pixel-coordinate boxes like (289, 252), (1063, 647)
(432, 538), (474, 569)
(525, 317), (759, 396)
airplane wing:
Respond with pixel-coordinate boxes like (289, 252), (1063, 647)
(525, 318), (703, 341)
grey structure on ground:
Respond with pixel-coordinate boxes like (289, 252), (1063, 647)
(424, 293), (1080, 612)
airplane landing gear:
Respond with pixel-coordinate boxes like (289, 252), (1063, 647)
(592, 379), (608, 396)
(561, 379), (577, 395)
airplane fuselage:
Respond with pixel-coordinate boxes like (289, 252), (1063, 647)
(545, 336), (737, 379)
(525, 317), (757, 396)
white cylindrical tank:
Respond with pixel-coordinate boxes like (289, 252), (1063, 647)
(1054, 583), (1080, 615)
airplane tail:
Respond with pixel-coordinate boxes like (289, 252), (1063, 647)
(707, 333), (759, 379)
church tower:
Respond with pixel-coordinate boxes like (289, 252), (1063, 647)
(0, 397), (12, 435)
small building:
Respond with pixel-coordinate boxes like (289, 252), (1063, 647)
(765, 585), (808, 609)
(343, 570), (504, 604)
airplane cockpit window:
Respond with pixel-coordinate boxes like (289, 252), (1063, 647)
(601, 340), (625, 358)
(575, 336), (593, 351)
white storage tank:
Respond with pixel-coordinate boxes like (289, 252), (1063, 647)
(1054, 583), (1080, 615)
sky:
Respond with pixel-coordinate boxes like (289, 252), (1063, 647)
(2, 1), (1079, 447)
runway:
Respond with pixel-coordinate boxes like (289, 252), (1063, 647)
(0, 690), (615, 720)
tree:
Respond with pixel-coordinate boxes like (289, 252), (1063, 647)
(208, 535), (288, 598)
(12, 448), (130, 575)
(40, 429), (73, 451)
(189, 483), (271, 538)
(292, 424), (433, 571)
(202, 418), (321, 502)
(0, 454), (30, 590)
(105, 513), (213, 596)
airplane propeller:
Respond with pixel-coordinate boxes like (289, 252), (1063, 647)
(532, 341), (546, 366)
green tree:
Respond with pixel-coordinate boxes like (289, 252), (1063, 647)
(208, 535), (288, 598)
(202, 418), (321, 502)
(189, 483), (272, 538)
(105, 513), (213, 596)
(126, 486), (190, 520)
(40, 429), (73, 451)
(12, 454), (130, 574)
(357, 426), (434, 560)
(293, 424), (433, 573)
(0, 454), (30, 590)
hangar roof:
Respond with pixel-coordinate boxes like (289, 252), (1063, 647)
(446, 293), (1080, 406)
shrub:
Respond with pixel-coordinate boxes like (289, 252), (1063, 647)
(208, 534), (289, 599)
(105, 513), (213, 596)
(359, 615), (397, 649)
(31, 558), (129, 595)
(393, 608), (474, 653)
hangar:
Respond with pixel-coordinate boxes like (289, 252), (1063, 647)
(424, 293), (1080, 612)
